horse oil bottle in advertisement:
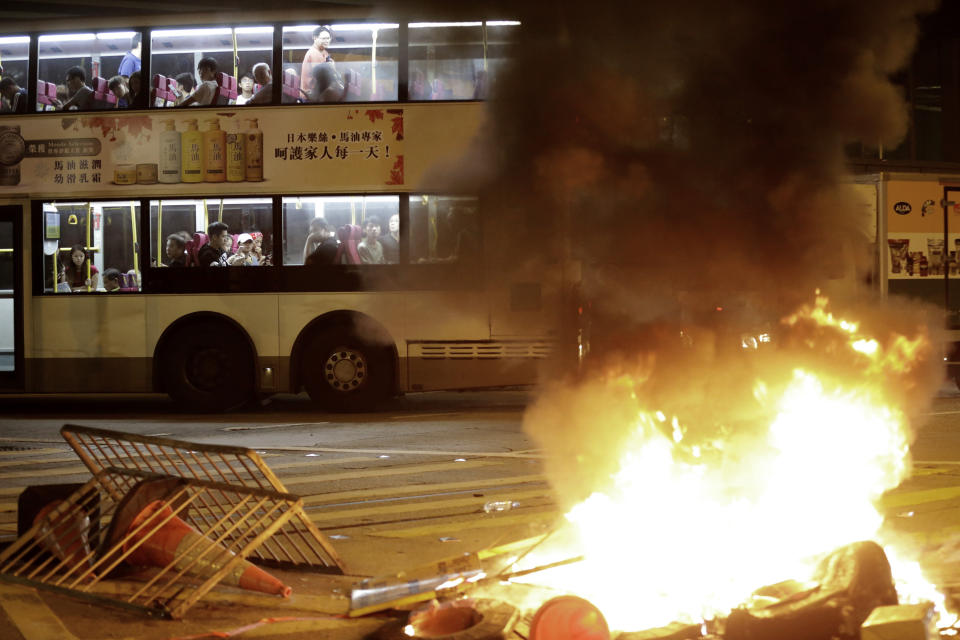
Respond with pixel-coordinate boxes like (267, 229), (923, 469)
(181, 119), (203, 183)
(158, 119), (181, 184)
(203, 119), (226, 183)
(226, 119), (245, 183)
(245, 118), (263, 182)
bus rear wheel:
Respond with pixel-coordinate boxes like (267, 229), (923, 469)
(160, 321), (255, 412)
(301, 328), (392, 411)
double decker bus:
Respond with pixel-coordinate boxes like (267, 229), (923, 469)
(0, 9), (565, 411)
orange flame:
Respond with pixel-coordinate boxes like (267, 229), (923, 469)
(516, 294), (947, 631)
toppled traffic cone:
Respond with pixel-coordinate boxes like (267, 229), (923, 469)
(108, 478), (291, 598)
(33, 499), (95, 569)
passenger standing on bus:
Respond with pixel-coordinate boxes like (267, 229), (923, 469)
(179, 58), (219, 107)
(358, 219), (385, 264)
(0, 78), (26, 113)
(381, 213), (399, 264)
(54, 67), (94, 111)
(61, 244), (99, 291)
(247, 63), (273, 105)
(118, 33), (142, 77)
(197, 221), (232, 267)
(300, 25), (334, 99)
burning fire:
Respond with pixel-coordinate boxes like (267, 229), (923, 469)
(515, 295), (948, 631)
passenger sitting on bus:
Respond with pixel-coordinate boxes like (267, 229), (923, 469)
(61, 244), (99, 291)
(358, 218), (385, 264)
(128, 71), (143, 107)
(247, 63), (272, 105)
(175, 72), (196, 104)
(53, 67), (94, 111)
(0, 77), (27, 113)
(197, 221), (232, 267)
(236, 74), (255, 105)
(227, 233), (259, 266)
(102, 268), (121, 292)
(301, 25), (335, 97)
(179, 58), (219, 107)
(304, 222), (339, 266)
(310, 63), (344, 103)
(108, 76), (129, 108)
(302, 217), (330, 264)
(163, 233), (187, 267)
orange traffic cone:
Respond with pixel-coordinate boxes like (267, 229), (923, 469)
(33, 499), (94, 569)
(121, 499), (291, 598)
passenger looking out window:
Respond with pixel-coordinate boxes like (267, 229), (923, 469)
(197, 221), (231, 267)
(304, 221), (338, 265)
(247, 63), (272, 105)
(179, 58), (218, 107)
(0, 77), (27, 113)
(301, 25), (335, 98)
(61, 244), (99, 291)
(54, 67), (94, 111)
(162, 233), (188, 267)
(358, 219), (384, 264)
(227, 233), (259, 266)
(108, 76), (129, 108)
(236, 74), (255, 105)
(381, 213), (399, 264)
(118, 33), (142, 77)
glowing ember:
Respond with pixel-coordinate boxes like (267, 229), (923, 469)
(517, 295), (948, 632)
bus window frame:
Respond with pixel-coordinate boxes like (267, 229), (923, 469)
(5, 17), (518, 113)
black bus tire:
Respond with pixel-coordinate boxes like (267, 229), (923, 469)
(159, 321), (256, 412)
(301, 327), (393, 411)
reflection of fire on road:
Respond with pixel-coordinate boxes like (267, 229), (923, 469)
(513, 294), (949, 632)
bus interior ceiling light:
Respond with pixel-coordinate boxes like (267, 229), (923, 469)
(409, 22), (483, 28)
(151, 28), (233, 38)
(284, 24), (399, 33)
(0, 36), (30, 44)
(39, 33), (96, 42)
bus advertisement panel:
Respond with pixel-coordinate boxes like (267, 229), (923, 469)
(0, 107), (414, 193)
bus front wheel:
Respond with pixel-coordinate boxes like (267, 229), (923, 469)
(301, 328), (392, 410)
(160, 322), (256, 412)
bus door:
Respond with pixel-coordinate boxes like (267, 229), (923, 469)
(0, 205), (24, 390)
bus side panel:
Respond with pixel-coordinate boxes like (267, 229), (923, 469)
(28, 296), (149, 392)
(146, 293), (281, 390)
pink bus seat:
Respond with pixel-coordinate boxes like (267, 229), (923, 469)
(282, 69), (300, 103)
(37, 81), (58, 110)
(118, 271), (139, 291)
(334, 224), (362, 265)
(213, 72), (237, 105)
(92, 76), (117, 108)
(185, 232), (209, 267)
(151, 74), (173, 107)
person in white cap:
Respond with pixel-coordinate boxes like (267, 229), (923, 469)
(228, 233), (259, 266)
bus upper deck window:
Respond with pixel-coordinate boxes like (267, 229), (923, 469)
(36, 31), (141, 112)
(150, 26), (274, 107)
(282, 23), (398, 104)
(0, 36), (30, 114)
(408, 21), (519, 101)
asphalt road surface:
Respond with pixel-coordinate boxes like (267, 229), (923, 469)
(0, 385), (957, 639)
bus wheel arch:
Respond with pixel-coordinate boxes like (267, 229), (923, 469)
(291, 311), (398, 410)
(153, 312), (258, 412)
